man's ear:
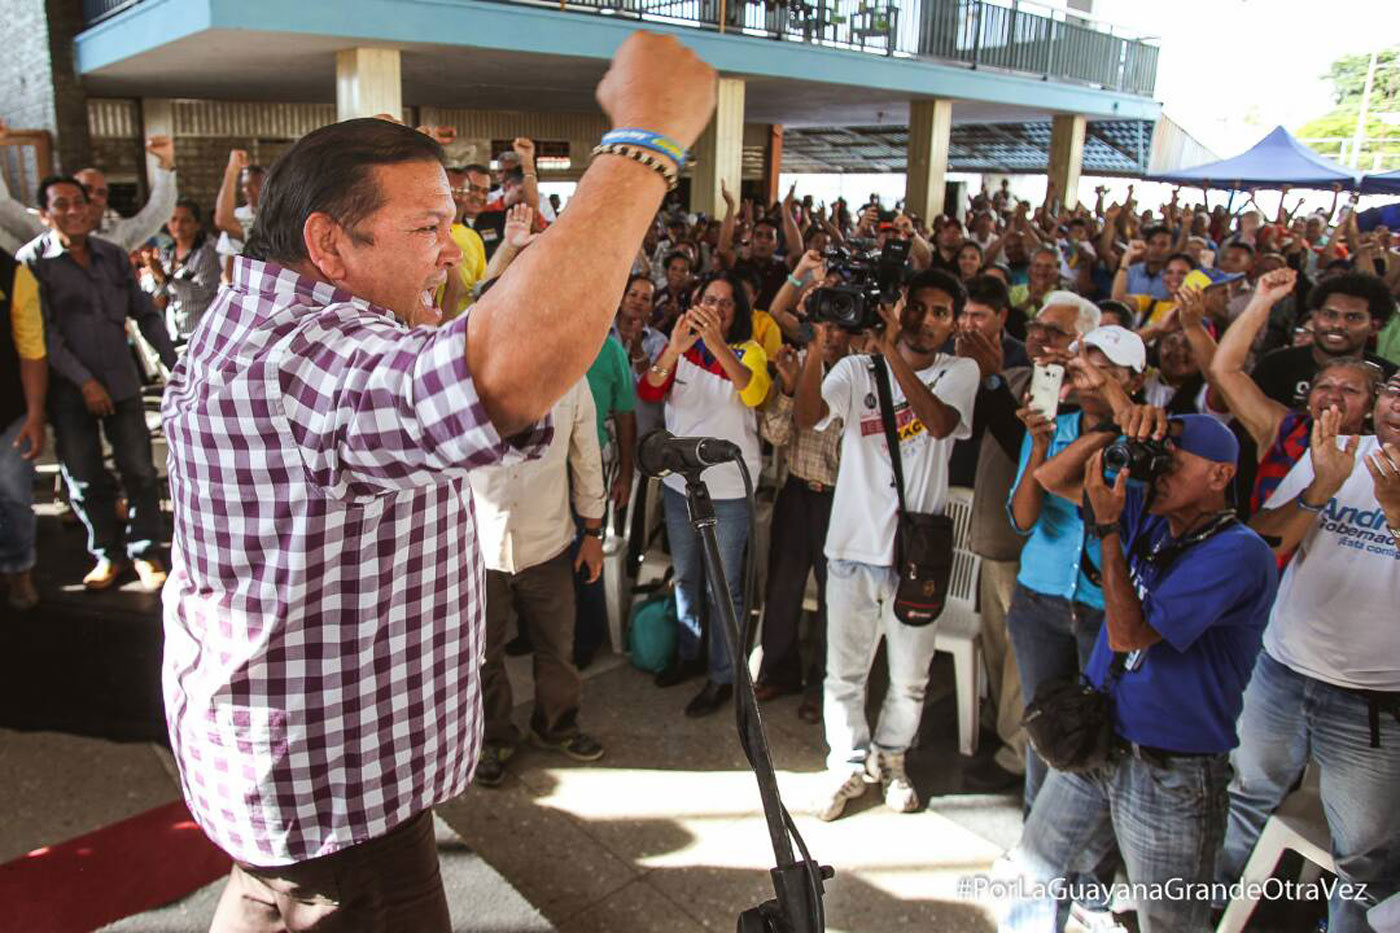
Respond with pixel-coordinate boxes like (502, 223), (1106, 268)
(1212, 462), (1237, 492)
(303, 213), (348, 283)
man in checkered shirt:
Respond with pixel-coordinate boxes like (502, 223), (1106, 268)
(160, 34), (716, 931)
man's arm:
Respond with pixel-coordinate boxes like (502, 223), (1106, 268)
(1084, 453), (1161, 652)
(127, 261), (177, 369)
(513, 138), (542, 216)
(1206, 269), (1295, 451)
(717, 181), (738, 270)
(0, 124), (47, 243)
(569, 383), (607, 583)
(1250, 407), (1358, 554)
(794, 325), (833, 430)
(466, 33), (716, 437)
(110, 137), (179, 251)
(780, 185), (803, 269)
(214, 150), (248, 241)
(875, 303), (959, 439)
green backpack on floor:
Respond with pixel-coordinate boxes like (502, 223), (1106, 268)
(628, 589), (677, 674)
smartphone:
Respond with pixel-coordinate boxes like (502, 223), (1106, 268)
(1028, 362), (1065, 420)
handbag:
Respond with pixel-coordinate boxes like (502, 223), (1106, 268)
(871, 354), (955, 627)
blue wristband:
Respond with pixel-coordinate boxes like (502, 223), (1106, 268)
(600, 129), (689, 169)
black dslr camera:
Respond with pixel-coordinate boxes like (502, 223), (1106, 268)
(808, 239), (911, 332)
(1102, 436), (1173, 484)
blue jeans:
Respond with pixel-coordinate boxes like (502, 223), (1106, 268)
(1005, 583), (1105, 811)
(1219, 651), (1400, 933)
(662, 484), (749, 685)
(0, 415), (37, 574)
(49, 381), (162, 563)
(1001, 751), (1231, 932)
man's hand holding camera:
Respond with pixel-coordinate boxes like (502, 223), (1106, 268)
(1085, 448), (1130, 527)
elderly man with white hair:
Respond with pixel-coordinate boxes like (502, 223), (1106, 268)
(1003, 320), (1147, 812)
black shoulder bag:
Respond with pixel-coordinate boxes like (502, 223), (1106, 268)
(871, 354), (955, 627)
(1021, 510), (1239, 773)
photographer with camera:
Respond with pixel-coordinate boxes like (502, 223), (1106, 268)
(794, 269), (979, 821)
(1003, 411), (1279, 932)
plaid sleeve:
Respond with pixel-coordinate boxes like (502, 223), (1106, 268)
(276, 304), (552, 499)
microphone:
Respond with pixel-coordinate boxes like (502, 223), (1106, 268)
(637, 429), (742, 478)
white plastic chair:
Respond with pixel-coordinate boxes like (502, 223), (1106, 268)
(934, 486), (985, 757)
(1217, 765), (1334, 933)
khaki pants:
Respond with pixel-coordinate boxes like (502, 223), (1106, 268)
(979, 559), (1026, 772)
(209, 810), (450, 932)
(481, 548), (582, 745)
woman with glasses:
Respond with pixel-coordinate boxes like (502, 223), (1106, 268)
(637, 271), (772, 718)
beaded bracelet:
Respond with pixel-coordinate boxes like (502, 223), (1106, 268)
(591, 143), (680, 191)
(600, 129), (690, 169)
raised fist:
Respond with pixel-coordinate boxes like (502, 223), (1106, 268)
(596, 32), (716, 152)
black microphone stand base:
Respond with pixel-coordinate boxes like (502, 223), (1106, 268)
(680, 473), (833, 933)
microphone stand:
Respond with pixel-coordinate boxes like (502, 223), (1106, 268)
(680, 471), (833, 933)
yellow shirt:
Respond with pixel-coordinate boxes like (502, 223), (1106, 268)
(751, 310), (782, 362)
(1129, 294), (1176, 329)
(9, 264), (45, 360)
(439, 224), (488, 320)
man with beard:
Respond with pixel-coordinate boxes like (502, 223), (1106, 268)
(795, 269), (979, 821)
(1249, 272), (1395, 409)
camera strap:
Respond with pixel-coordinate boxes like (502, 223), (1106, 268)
(870, 354), (909, 521)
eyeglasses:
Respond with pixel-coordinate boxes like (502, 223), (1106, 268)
(700, 296), (736, 310)
(452, 185), (490, 196)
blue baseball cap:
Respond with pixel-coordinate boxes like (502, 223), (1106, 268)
(1171, 415), (1238, 465)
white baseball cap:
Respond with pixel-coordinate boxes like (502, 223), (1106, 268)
(1072, 325), (1146, 373)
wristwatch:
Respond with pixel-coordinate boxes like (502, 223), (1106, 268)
(1091, 522), (1120, 539)
(582, 526), (604, 539)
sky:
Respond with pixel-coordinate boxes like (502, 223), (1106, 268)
(1093, 0), (1395, 158)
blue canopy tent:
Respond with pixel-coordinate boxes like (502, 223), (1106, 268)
(1359, 169), (1400, 195)
(1147, 125), (1357, 190)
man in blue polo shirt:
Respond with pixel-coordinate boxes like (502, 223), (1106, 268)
(1000, 415), (1279, 932)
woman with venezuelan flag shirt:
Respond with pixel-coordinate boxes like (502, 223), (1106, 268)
(638, 271), (771, 718)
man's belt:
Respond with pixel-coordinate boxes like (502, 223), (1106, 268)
(1114, 738), (1218, 767)
(788, 474), (833, 495)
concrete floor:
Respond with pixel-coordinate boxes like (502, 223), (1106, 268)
(1, 644), (1019, 932)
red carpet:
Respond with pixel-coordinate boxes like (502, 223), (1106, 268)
(0, 799), (232, 932)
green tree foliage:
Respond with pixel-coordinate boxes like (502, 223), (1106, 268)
(1296, 46), (1400, 170)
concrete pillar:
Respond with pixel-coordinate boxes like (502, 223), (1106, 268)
(140, 98), (174, 197)
(905, 98), (953, 221)
(1048, 113), (1087, 210)
(689, 77), (745, 217)
(765, 124), (783, 206)
(336, 48), (402, 122)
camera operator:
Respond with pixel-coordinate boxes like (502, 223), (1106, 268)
(1002, 413), (1279, 932)
(794, 269), (979, 821)
(1219, 375), (1400, 932)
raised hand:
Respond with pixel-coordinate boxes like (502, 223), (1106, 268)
(503, 203), (538, 250)
(1120, 238), (1147, 267)
(1255, 267), (1297, 306)
(1363, 441), (1400, 520)
(667, 310), (703, 356)
(1308, 405), (1360, 501)
(1085, 449), (1129, 524)
(1016, 400), (1055, 450)
(720, 178), (736, 209)
(1177, 284), (1206, 331)
(773, 345), (800, 394)
(795, 248), (826, 279)
(228, 149), (250, 171)
(690, 302), (726, 347)
(512, 137), (536, 170)
(595, 31), (717, 151)
(955, 327), (1004, 379)
(146, 135), (175, 170)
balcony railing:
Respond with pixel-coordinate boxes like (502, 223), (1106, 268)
(83, 0), (1158, 96)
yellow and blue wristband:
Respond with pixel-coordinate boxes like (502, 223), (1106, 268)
(600, 129), (690, 169)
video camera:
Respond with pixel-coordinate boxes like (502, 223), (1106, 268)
(808, 239), (911, 332)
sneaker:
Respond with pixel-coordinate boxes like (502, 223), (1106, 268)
(531, 730), (605, 762)
(133, 558), (167, 591)
(474, 743), (515, 788)
(817, 769), (868, 822)
(870, 749), (920, 813)
(6, 572), (39, 611)
(83, 559), (128, 591)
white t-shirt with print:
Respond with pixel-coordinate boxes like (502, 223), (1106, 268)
(817, 352), (979, 566)
(1263, 435), (1400, 690)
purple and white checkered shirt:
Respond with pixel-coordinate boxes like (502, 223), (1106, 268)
(160, 258), (550, 866)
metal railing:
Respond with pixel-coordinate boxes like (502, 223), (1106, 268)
(83, 0), (1158, 96)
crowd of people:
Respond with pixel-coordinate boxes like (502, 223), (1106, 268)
(1, 42), (1399, 929)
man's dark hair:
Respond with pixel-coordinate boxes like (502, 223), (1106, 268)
(624, 272), (655, 296)
(694, 271), (753, 344)
(1165, 251), (1199, 270)
(664, 251), (693, 272)
(905, 268), (966, 318)
(1225, 240), (1255, 257)
(1142, 224), (1171, 242)
(964, 274), (1010, 313)
(501, 167), (525, 186)
(459, 163), (491, 177)
(37, 174), (88, 210)
(1308, 271), (1395, 327)
(244, 118), (445, 265)
(752, 218), (779, 235)
(173, 198), (202, 222)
